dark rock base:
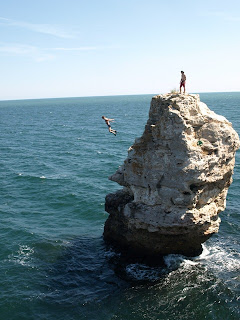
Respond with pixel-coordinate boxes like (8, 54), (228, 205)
(104, 190), (212, 258)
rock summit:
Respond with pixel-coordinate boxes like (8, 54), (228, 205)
(104, 93), (239, 257)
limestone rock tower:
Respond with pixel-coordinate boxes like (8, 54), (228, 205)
(104, 93), (239, 257)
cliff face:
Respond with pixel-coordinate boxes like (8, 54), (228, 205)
(104, 93), (240, 257)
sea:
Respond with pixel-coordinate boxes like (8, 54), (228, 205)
(0, 92), (239, 320)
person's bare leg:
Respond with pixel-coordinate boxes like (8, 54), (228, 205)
(110, 128), (117, 135)
(109, 127), (114, 134)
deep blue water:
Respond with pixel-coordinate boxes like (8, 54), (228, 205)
(0, 92), (239, 320)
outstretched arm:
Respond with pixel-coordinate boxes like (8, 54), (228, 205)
(103, 116), (115, 122)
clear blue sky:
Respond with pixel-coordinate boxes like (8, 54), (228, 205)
(0, 0), (239, 100)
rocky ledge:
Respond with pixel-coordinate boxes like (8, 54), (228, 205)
(104, 93), (239, 257)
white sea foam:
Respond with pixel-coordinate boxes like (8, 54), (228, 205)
(17, 173), (47, 180)
(196, 243), (240, 273)
(8, 245), (35, 267)
(125, 263), (162, 281)
(198, 244), (210, 259)
(164, 254), (198, 271)
(162, 252), (202, 277)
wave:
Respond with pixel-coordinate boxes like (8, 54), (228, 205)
(125, 263), (163, 281)
(111, 240), (240, 282)
(196, 243), (240, 274)
(7, 245), (35, 267)
(16, 173), (69, 181)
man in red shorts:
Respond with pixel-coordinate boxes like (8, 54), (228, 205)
(180, 71), (186, 94)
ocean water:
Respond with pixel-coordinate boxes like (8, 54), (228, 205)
(0, 92), (239, 320)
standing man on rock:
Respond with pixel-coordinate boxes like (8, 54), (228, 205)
(180, 71), (186, 94)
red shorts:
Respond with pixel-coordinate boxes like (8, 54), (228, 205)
(180, 81), (186, 88)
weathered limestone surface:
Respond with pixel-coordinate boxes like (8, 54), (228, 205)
(104, 93), (240, 257)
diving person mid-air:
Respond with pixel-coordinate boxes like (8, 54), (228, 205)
(102, 116), (117, 135)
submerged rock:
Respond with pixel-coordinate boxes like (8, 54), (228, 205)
(104, 93), (239, 257)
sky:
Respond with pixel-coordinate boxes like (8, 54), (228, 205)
(0, 0), (239, 100)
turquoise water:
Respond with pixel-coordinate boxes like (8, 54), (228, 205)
(0, 93), (239, 320)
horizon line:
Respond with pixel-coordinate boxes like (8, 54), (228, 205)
(0, 90), (240, 103)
